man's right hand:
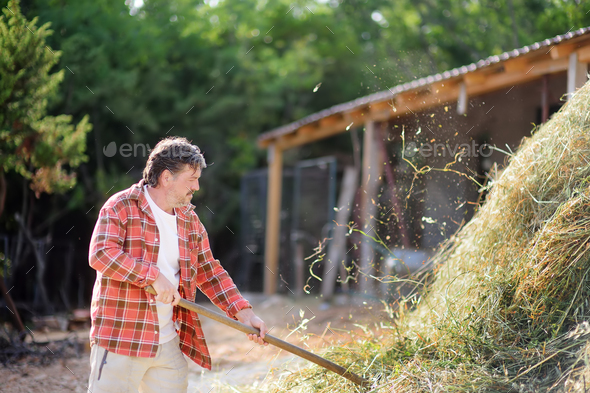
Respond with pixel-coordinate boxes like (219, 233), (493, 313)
(151, 274), (181, 306)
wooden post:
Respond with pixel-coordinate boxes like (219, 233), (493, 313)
(378, 126), (412, 249)
(457, 82), (467, 115)
(320, 166), (358, 301)
(264, 143), (283, 295)
(541, 75), (549, 123)
(359, 120), (382, 295)
(294, 241), (304, 297)
(567, 52), (588, 96)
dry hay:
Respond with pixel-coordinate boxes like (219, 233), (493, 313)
(264, 82), (590, 393)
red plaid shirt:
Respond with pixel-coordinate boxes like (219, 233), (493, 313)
(88, 180), (251, 369)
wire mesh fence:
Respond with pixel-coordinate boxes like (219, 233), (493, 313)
(239, 157), (337, 293)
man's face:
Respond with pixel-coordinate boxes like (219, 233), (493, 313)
(165, 165), (201, 209)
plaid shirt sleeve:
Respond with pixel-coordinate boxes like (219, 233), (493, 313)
(192, 218), (251, 318)
(89, 204), (160, 287)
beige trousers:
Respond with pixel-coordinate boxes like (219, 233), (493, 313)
(87, 336), (189, 393)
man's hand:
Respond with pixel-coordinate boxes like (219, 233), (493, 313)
(235, 308), (268, 346)
(151, 273), (181, 306)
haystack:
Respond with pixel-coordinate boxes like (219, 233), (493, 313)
(269, 81), (590, 392)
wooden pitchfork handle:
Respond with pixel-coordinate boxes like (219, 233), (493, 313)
(145, 286), (369, 388)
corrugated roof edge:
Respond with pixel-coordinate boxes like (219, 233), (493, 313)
(258, 26), (590, 143)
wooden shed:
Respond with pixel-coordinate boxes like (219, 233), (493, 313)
(258, 27), (590, 295)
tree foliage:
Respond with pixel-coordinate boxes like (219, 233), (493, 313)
(0, 0), (90, 212)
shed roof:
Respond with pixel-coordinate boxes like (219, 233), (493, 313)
(258, 27), (590, 149)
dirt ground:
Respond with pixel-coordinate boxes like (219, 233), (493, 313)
(0, 293), (385, 393)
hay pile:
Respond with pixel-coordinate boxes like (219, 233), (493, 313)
(268, 83), (590, 393)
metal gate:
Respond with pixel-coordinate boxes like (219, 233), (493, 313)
(289, 157), (337, 295)
(239, 157), (337, 293)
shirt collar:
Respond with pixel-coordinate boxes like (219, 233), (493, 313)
(130, 180), (196, 219)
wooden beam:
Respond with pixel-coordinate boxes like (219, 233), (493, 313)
(370, 101), (391, 112)
(264, 144), (283, 295)
(550, 43), (575, 60)
(348, 108), (368, 122)
(319, 114), (342, 128)
(298, 123), (317, 134)
(577, 45), (590, 62)
(504, 57), (529, 73)
(394, 84), (459, 117)
(369, 101), (393, 122)
(529, 57), (569, 75)
(394, 92), (422, 114)
(396, 92), (417, 106)
(431, 81), (455, 94)
(278, 119), (352, 150)
(466, 57), (568, 97)
(464, 72), (487, 86)
(371, 110), (395, 123)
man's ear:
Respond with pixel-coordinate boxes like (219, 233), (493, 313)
(159, 170), (172, 186)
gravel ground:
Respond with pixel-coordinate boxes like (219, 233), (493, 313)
(0, 293), (382, 393)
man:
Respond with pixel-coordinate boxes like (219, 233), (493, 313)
(88, 137), (268, 392)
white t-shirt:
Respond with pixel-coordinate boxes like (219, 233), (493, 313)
(144, 186), (180, 344)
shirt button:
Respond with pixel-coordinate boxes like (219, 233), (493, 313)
(155, 238), (158, 242)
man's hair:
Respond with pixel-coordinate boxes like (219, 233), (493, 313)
(143, 137), (207, 187)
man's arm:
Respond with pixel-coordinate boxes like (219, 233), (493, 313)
(89, 205), (160, 288)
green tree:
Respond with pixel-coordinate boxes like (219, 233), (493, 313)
(4, 0), (590, 293)
(0, 0), (91, 219)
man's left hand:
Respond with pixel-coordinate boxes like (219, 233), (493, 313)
(235, 309), (268, 346)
